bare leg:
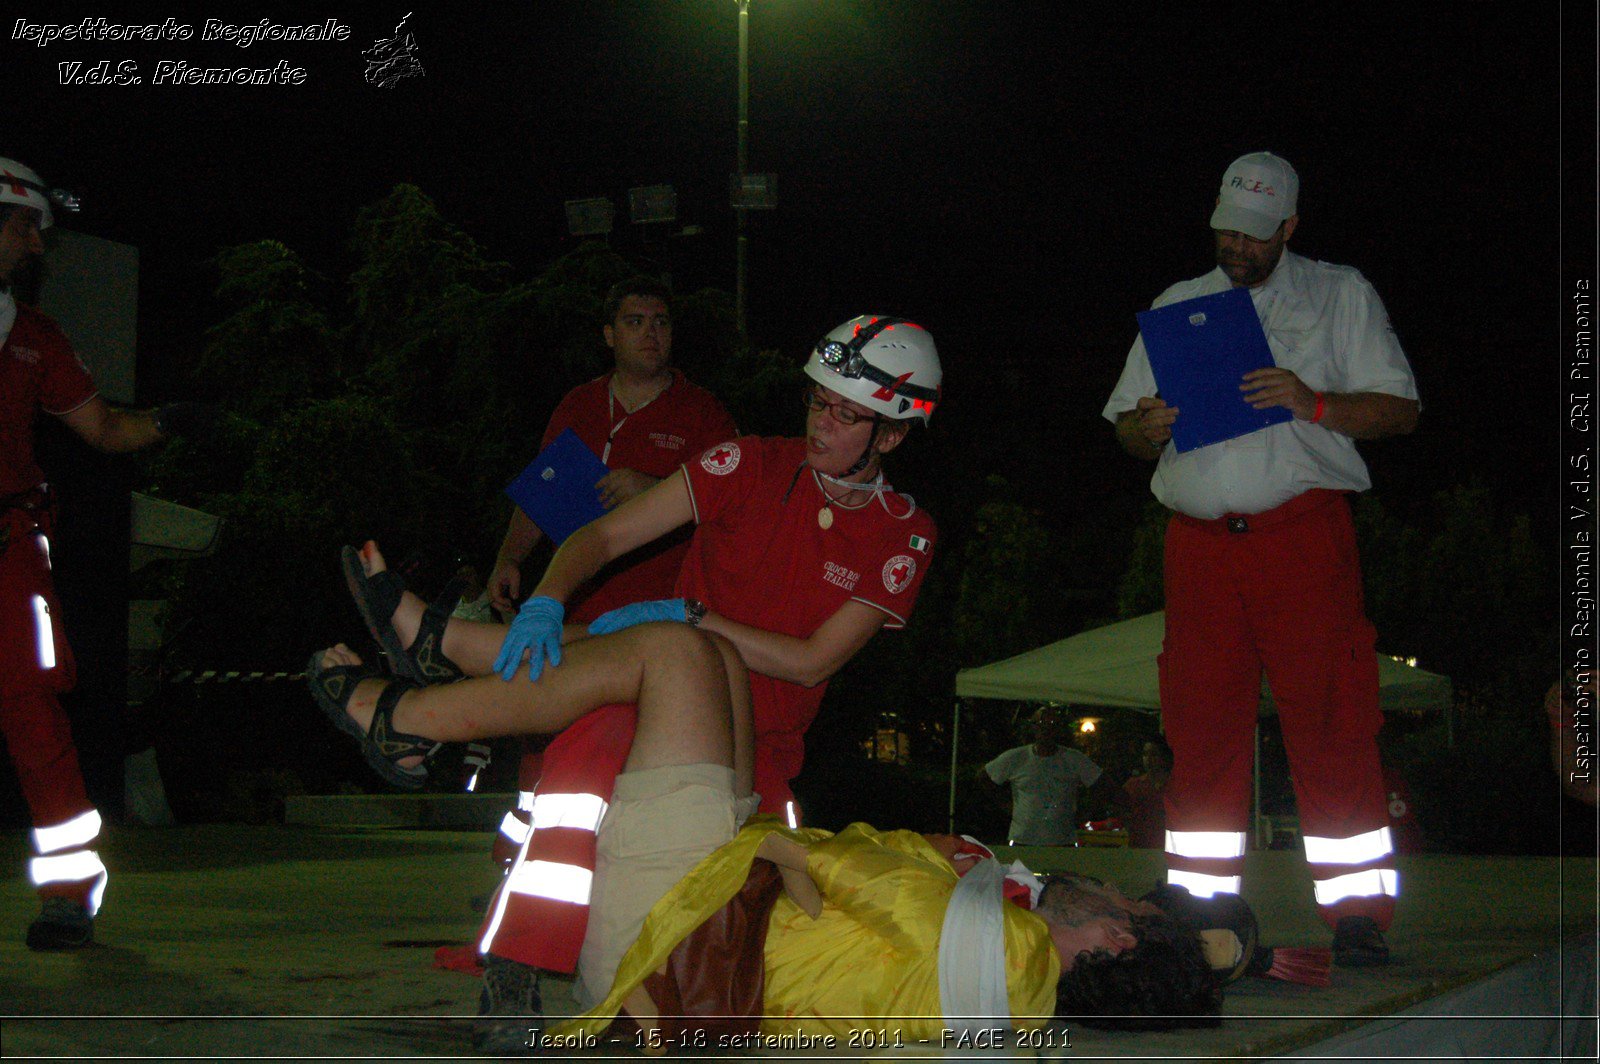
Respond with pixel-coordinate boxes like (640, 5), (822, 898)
(699, 630), (754, 798)
(354, 544), (751, 785)
(615, 627), (733, 774)
(319, 623), (737, 772)
(355, 541), (522, 676)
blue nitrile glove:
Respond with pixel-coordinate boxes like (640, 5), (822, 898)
(587, 598), (688, 636)
(495, 595), (564, 682)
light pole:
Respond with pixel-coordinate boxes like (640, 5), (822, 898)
(735, 0), (750, 337)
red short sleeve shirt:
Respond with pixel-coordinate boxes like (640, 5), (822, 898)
(1, 304), (97, 495)
(537, 370), (738, 621)
(678, 436), (937, 801)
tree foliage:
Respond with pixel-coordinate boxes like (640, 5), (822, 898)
(1115, 499), (1170, 619)
(348, 184), (508, 383)
(193, 241), (337, 422)
(951, 477), (1060, 668)
(141, 189), (669, 670)
(1356, 485), (1553, 706)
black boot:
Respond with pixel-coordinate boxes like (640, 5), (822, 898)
(1332, 915), (1390, 967)
(27, 897), (93, 951)
(472, 953), (544, 1055)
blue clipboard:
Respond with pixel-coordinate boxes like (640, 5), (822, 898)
(1136, 286), (1292, 453)
(504, 429), (609, 545)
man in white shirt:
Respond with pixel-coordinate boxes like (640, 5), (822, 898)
(1102, 152), (1419, 967)
(984, 706), (1102, 846)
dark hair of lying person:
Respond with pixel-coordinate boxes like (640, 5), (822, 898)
(1055, 913), (1223, 1031)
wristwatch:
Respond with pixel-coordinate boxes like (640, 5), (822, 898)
(684, 598), (707, 627)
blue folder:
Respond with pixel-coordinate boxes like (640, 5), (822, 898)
(504, 429), (609, 545)
(1136, 286), (1292, 453)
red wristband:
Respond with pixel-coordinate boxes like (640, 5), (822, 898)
(1311, 392), (1326, 423)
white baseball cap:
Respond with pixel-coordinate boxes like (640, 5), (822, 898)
(1209, 151), (1298, 240)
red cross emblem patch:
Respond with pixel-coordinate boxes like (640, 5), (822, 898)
(700, 441), (741, 476)
(882, 554), (916, 594)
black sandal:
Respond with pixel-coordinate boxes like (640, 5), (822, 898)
(306, 652), (438, 790)
(341, 545), (466, 685)
(411, 575), (470, 684)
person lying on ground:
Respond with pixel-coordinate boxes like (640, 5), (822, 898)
(307, 621), (1220, 1045)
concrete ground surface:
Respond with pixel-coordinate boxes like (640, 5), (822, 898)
(0, 810), (1594, 1061)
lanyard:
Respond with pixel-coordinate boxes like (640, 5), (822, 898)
(604, 375), (669, 465)
(602, 389), (628, 466)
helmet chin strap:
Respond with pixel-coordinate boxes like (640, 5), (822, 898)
(843, 418), (883, 477)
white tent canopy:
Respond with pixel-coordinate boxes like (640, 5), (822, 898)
(131, 492), (222, 573)
(947, 611), (1452, 833)
(955, 611), (1453, 713)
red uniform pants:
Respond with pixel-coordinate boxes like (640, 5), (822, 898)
(478, 704), (636, 970)
(1160, 490), (1396, 929)
(0, 503), (106, 912)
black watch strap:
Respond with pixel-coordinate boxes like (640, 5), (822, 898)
(684, 598), (707, 627)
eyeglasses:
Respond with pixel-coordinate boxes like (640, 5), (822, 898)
(802, 388), (876, 427)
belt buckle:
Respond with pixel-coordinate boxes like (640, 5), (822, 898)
(1226, 517), (1249, 534)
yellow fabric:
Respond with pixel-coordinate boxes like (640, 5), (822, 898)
(552, 820), (1059, 1041)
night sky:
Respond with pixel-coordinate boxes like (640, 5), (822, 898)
(2, 2), (1585, 526)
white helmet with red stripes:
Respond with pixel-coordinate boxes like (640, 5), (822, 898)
(0, 157), (75, 229)
(805, 316), (942, 424)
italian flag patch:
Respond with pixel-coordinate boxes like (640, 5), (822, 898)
(909, 534), (930, 554)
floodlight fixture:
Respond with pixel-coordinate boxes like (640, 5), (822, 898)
(730, 172), (777, 210)
(628, 184), (677, 225)
(564, 197), (615, 237)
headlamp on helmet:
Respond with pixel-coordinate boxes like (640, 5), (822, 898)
(804, 315), (943, 425)
(0, 157), (80, 229)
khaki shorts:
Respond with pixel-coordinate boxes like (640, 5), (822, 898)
(575, 763), (756, 1007)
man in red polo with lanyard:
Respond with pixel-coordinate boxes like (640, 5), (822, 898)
(0, 155), (213, 950)
(1103, 152), (1419, 967)
(487, 275), (737, 622)
(471, 276), (734, 1018)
